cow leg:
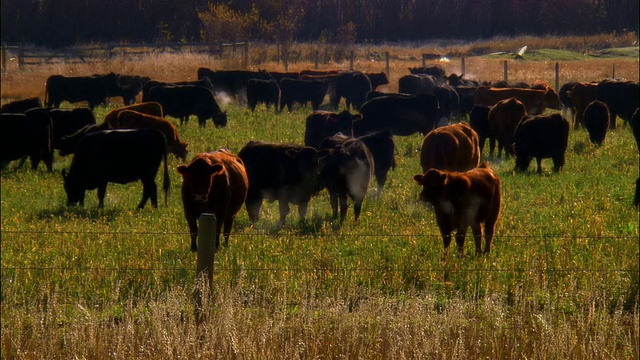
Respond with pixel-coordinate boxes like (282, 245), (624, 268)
(339, 195), (349, 223)
(536, 158), (543, 174)
(221, 217), (235, 248)
(186, 216), (199, 252)
(297, 202), (308, 221)
(353, 198), (363, 221)
(489, 138), (496, 159)
(197, 116), (206, 128)
(471, 223), (483, 255)
(138, 179), (158, 209)
(97, 183), (108, 209)
(329, 193), (339, 219)
(455, 230), (466, 257)
(278, 201), (290, 227)
(245, 197), (262, 224)
(440, 231), (453, 259)
(552, 155), (564, 173)
(483, 220), (497, 254)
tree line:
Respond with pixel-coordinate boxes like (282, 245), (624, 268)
(1, 0), (638, 47)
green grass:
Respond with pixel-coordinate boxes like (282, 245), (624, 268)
(2, 102), (639, 358)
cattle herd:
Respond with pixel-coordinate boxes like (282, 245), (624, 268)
(1, 66), (639, 256)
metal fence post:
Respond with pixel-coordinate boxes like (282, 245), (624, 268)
(195, 213), (217, 324)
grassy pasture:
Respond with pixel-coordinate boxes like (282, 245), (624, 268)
(1, 41), (639, 358)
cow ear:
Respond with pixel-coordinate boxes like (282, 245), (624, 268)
(413, 174), (424, 185)
(176, 165), (188, 176)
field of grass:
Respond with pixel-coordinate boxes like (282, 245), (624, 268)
(1, 38), (639, 358)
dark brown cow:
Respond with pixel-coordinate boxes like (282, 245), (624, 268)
(304, 110), (361, 149)
(413, 162), (501, 256)
(487, 97), (527, 158)
(474, 86), (562, 115)
(419, 122), (481, 173)
(583, 100), (610, 146)
(569, 82), (598, 129)
(104, 102), (164, 128)
(177, 149), (249, 251)
(530, 80), (550, 90)
(116, 110), (189, 161)
(596, 79), (639, 128)
(514, 113), (570, 173)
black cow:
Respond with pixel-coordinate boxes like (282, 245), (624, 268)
(330, 71), (373, 110)
(197, 68), (271, 101)
(246, 78), (280, 111)
(366, 72), (390, 90)
(408, 65), (446, 84)
(453, 85), (478, 119)
(357, 130), (396, 192)
(354, 93), (439, 137)
(596, 79), (639, 128)
(238, 141), (326, 226)
(279, 78), (329, 112)
(108, 75), (145, 105)
(318, 134), (374, 222)
(147, 85), (227, 127)
(45, 73), (120, 109)
(1, 109), (53, 172)
(398, 74), (437, 95)
(304, 110), (361, 149)
(558, 81), (578, 121)
(36, 108), (97, 150)
(141, 78), (214, 102)
(583, 100), (610, 146)
(58, 122), (111, 156)
(469, 104), (492, 155)
(514, 114), (570, 173)
(0, 97), (43, 113)
(61, 129), (170, 209)
(433, 84), (460, 123)
(446, 74), (478, 87)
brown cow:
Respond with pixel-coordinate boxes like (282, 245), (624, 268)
(419, 122), (480, 173)
(103, 102), (163, 128)
(488, 97), (527, 158)
(569, 82), (598, 129)
(116, 110), (188, 161)
(474, 86), (562, 115)
(531, 80), (550, 90)
(177, 149), (249, 251)
(413, 162), (501, 256)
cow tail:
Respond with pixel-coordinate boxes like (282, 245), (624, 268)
(162, 141), (170, 206)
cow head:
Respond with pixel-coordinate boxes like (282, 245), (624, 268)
(61, 169), (85, 206)
(213, 111), (228, 128)
(175, 142), (189, 162)
(177, 159), (224, 203)
(543, 88), (563, 110)
(413, 169), (448, 203)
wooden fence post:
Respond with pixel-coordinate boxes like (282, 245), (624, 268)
(1, 45), (6, 74)
(18, 45), (24, 70)
(315, 50), (319, 70)
(461, 57), (465, 76)
(422, 53), (426, 67)
(349, 50), (354, 70)
(385, 52), (390, 78)
(503, 60), (508, 82)
(194, 213), (217, 324)
(612, 64), (616, 79)
(555, 62), (559, 90)
(243, 42), (249, 69)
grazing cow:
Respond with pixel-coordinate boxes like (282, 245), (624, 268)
(357, 130), (396, 192)
(238, 141), (326, 226)
(569, 82), (598, 129)
(558, 81), (578, 121)
(279, 78), (329, 112)
(246, 78), (280, 111)
(398, 74), (437, 95)
(45, 73), (120, 109)
(596, 79), (639, 128)
(583, 100), (610, 146)
(354, 93), (439, 137)
(474, 86), (562, 115)
(177, 149), (249, 251)
(304, 110), (361, 149)
(142, 78), (214, 102)
(513, 114), (570, 173)
(413, 162), (501, 256)
(109, 74), (145, 105)
(61, 129), (170, 209)
(631, 108), (639, 207)
(366, 72), (390, 90)
(0, 109), (53, 171)
(318, 134), (374, 222)
(43, 108), (97, 149)
(58, 122), (112, 156)
(197, 68), (271, 101)
(330, 71), (373, 110)
(0, 97), (43, 113)
(408, 65), (446, 84)
(116, 110), (189, 161)
(147, 85), (227, 127)
(469, 104), (492, 155)
(487, 97), (527, 158)
(103, 102), (164, 128)
(419, 122), (481, 173)
(433, 84), (460, 123)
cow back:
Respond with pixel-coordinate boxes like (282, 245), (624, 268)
(420, 123), (480, 172)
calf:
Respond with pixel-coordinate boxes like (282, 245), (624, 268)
(238, 141), (326, 226)
(513, 113), (570, 173)
(413, 162), (501, 256)
(61, 129), (170, 209)
(177, 149), (249, 251)
(488, 97), (527, 158)
(318, 134), (374, 222)
(583, 100), (610, 146)
(419, 123), (481, 173)
(116, 110), (189, 161)
(569, 82), (598, 129)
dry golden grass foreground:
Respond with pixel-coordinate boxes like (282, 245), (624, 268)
(1, 39), (638, 103)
